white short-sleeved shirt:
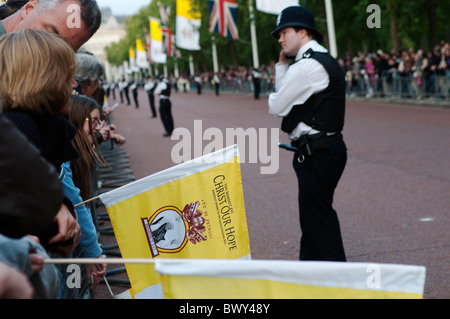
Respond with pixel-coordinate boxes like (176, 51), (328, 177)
(268, 40), (330, 140)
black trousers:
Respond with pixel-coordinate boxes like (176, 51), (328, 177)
(132, 89), (139, 108)
(253, 79), (260, 99)
(292, 134), (347, 261)
(123, 88), (130, 105)
(147, 92), (156, 117)
(159, 98), (174, 134)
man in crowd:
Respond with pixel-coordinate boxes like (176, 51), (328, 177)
(0, 0), (102, 298)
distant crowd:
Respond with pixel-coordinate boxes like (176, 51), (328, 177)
(140, 40), (450, 101)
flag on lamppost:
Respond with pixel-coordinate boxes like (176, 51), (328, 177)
(176, 0), (201, 51)
(149, 17), (167, 64)
(208, 0), (239, 40)
(255, 0), (299, 15)
(136, 39), (150, 69)
(128, 47), (138, 73)
(159, 4), (170, 25)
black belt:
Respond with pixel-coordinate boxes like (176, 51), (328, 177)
(290, 132), (343, 162)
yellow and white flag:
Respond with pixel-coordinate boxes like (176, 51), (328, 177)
(176, 0), (201, 51)
(128, 47), (138, 73)
(136, 39), (149, 69)
(99, 145), (251, 299)
(255, 0), (299, 15)
(155, 259), (426, 299)
(149, 17), (167, 64)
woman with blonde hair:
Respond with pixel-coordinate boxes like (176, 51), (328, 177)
(0, 29), (80, 256)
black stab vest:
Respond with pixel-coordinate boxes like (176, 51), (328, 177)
(160, 80), (171, 97)
(281, 49), (346, 134)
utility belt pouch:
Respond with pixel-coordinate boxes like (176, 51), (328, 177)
(292, 135), (312, 162)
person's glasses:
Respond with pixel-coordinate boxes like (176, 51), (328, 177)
(86, 117), (100, 126)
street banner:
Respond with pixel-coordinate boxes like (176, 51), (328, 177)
(149, 17), (167, 64)
(128, 47), (136, 72)
(255, 0), (299, 15)
(136, 39), (149, 69)
(208, 0), (239, 39)
(100, 145), (251, 299)
(176, 0), (201, 51)
(155, 259), (426, 299)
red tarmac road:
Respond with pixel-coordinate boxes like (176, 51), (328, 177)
(94, 88), (449, 299)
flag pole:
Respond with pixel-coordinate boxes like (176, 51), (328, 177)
(174, 59), (179, 78)
(44, 258), (157, 265)
(189, 54), (195, 76)
(211, 36), (219, 73)
(43, 258), (238, 265)
(74, 195), (100, 208)
(324, 0), (338, 58)
(248, 0), (260, 69)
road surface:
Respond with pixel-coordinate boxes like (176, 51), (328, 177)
(93, 88), (449, 299)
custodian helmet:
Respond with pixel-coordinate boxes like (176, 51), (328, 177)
(271, 6), (323, 43)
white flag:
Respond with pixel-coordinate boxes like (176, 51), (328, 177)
(255, 0), (299, 15)
(149, 17), (167, 64)
(176, 0), (201, 51)
(156, 259), (426, 299)
(136, 39), (150, 69)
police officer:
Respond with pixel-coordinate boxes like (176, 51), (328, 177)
(154, 74), (174, 137)
(144, 74), (157, 118)
(269, 6), (347, 261)
(251, 67), (262, 100)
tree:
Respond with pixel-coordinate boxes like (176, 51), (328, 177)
(104, 0), (449, 74)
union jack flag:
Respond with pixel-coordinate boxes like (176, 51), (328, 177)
(159, 5), (170, 26)
(208, 0), (239, 40)
(161, 26), (181, 59)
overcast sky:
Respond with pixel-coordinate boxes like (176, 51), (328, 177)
(95, 0), (151, 16)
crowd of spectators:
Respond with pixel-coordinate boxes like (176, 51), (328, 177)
(0, 0), (128, 300)
(177, 41), (450, 101)
(340, 41), (450, 100)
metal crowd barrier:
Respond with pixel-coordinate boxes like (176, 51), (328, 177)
(89, 140), (136, 289)
(190, 73), (450, 102)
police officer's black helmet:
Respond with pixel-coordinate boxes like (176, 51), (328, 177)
(271, 6), (323, 43)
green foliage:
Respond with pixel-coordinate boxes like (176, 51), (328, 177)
(105, 0), (449, 72)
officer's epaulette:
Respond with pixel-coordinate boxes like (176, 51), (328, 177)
(302, 48), (314, 59)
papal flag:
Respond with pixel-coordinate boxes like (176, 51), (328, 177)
(176, 0), (201, 51)
(255, 0), (299, 15)
(128, 47), (138, 73)
(99, 145), (251, 299)
(136, 39), (149, 69)
(155, 259), (426, 299)
(149, 17), (167, 64)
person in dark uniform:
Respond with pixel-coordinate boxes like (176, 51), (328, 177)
(121, 77), (131, 106)
(154, 74), (174, 137)
(144, 74), (157, 118)
(268, 6), (347, 261)
(251, 67), (262, 99)
(130, 79), (139, 109)
(194, 75), (202, 95)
